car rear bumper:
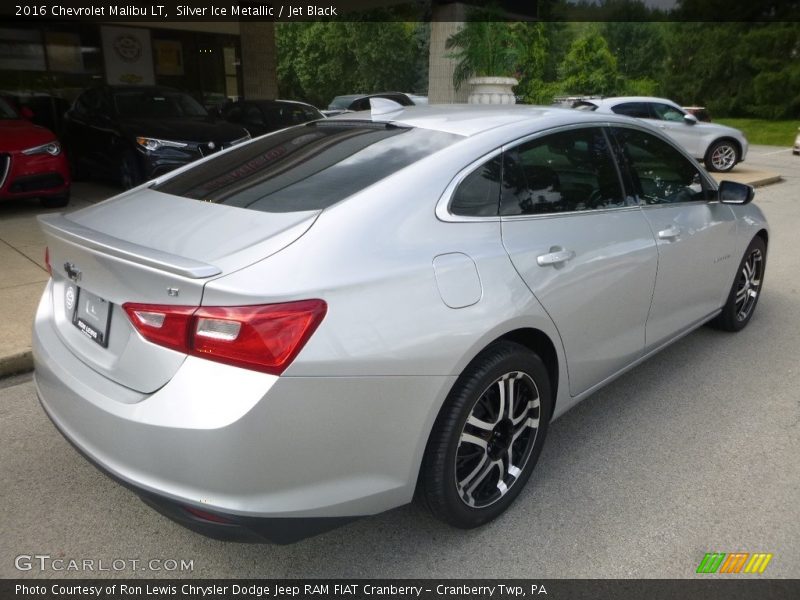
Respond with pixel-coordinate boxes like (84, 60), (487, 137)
(32, 281), (452, 540)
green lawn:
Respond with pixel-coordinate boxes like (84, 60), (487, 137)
(714, 118), (798, 147)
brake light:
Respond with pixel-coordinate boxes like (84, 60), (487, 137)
(44, 247), (52, 276)
(122, 300), (326, 375)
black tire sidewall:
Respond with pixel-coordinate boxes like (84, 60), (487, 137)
(422, 341), (552, 528)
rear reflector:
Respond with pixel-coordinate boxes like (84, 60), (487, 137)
(183, 506), (233, 524)
(123, 300), (326, 375)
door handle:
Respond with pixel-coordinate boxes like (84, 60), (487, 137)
(658, 225), (681, 240)
(537, 249), (576, 266)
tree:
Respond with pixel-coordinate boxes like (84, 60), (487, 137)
(558, 30), (621, 96)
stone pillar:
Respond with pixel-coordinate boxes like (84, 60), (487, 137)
(240, 22), (278, 100)
(427, 2), (469, 104)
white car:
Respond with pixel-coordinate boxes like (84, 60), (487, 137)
(576, 97), (748, 172)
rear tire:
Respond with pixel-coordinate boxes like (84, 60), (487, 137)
(420, 341), (552, 529)
(705, 139), (739, 172)
(711, 236), (766, 331)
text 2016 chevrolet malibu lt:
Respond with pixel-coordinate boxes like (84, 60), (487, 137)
(34, 104), (768, 543)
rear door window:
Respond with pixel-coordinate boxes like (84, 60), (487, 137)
(154, 122), (462, 212)
(611, 102), (653, 119)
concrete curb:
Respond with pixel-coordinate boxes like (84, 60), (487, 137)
(0, 350), (33, 379)
(750, 175), (783, 187)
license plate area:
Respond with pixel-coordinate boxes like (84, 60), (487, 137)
(66, 284), (112, 348)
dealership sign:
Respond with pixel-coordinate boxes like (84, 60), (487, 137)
(101, 25), (154, 86)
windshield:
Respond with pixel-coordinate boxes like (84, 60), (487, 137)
(113, 90), (208, 119)
(154, 122), (462, 212)
(0, 98), (19, 119)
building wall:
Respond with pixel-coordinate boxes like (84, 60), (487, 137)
(240, 23), (278, 100)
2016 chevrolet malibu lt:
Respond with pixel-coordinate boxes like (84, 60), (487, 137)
(34, 104), (768, 543)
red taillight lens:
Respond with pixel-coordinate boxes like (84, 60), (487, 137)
(44, 247), (52, 276)
(122, 300), (326, 375)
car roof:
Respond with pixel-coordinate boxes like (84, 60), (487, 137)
(235, 99), (318, 109)
(590, 96), (681, 108)
(326, 103), (643, 137)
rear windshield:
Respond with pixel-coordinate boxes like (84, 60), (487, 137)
(154, 122), (462, 212)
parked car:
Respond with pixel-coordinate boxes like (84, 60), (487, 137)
(0, 96), (70, 208)
(63, 86), (250, 189)
(576, 96), (748, 172)
(1, 92), (72, 135)
(222, 99), (323, 137)
(35, 104), (768, 543)
(793, 127), (799, 155)
(682, 106), (712, 122)
(324, 92), (417, 116)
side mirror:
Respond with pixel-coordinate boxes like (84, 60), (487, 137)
(683, 113), (698, 125)
(719, 180), (754, 205)
(20, 105), (34, 120)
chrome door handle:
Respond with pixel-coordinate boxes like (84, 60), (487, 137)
(658, 225), (681, 240)
(537, 249), (576, 266)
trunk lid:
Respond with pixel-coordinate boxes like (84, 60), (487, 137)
(40, 189), (318, 394)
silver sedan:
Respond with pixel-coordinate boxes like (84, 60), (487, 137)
(33, 104), (768, 543)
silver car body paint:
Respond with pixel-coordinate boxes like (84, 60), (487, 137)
(33, 105), (768, 522)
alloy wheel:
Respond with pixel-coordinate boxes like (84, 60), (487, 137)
(711, 144), (737, 171)
(735, 248), (763, 322)
(455, 371), (541, 508)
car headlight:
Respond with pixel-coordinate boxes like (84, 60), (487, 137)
(22, 141), (61, 156)
(135, 137), (188, 151)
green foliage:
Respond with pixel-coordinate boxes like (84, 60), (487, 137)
(276, 20), (426, 108)
(558, 30), (621, 96)
(445, 8), (523, 89)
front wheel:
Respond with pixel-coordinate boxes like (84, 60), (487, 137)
(711, 236), (766, 332)
(119, 149), (143, 190)
(705, 140), (739, 172)
(420, 341), (552, 528)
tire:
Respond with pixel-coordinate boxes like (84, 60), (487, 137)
(119, 149), (143, 190)
(67, 150), (86, 182)
(704, 139), (740, 173)
(711, 236), (766, 332)
(420, 341), (552, 529)
(40, 193), (70, 209)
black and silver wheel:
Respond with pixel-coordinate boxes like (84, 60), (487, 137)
(712, 236), (766, 331)
(705, 140), (739, 173)
(420, 341), (552, 528)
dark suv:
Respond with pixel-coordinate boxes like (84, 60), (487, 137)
(63, 86), (249, 188)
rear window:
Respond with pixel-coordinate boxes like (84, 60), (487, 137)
(154, 122), (462, 212)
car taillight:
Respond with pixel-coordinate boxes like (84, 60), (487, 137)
(122, 300), (326, 375)
(44, 247), (52, 277)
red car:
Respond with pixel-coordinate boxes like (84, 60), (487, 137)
(1, 97), (70, 207)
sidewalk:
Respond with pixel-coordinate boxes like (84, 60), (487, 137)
(0, 160), (785, 378)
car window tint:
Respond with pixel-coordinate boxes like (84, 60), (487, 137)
(450, 155), (501, 217)
(611, 102), (652, 119)
(244, 105), (265, 126)
(224, 105), (243, 122)
(500, 128), (628, 216)
(154, 123), (462, 213)
(651, 103), (685, 122)
(611, 127), (709, 205)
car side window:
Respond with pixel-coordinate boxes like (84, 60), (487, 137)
(500, 128), (628, 216)
(450, 155), (501, 217)
(611, 127), (709, 205)
(225, 105), (243, 123)
(244, 105), (265, 126)
(611, 102), (653, 119)
(651, 103), (685, 122)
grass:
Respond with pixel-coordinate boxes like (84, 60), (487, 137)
(714, 118), (798, 147)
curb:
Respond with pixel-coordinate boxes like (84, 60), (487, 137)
(0, 350), (34, 379)
(750, 175), (782, 188)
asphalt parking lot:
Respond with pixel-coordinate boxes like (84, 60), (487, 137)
(1, 147), (798, 579)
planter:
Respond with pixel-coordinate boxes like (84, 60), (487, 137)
(467, 76), (518, 105)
